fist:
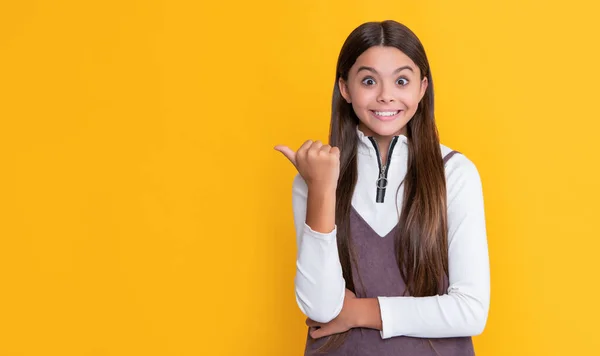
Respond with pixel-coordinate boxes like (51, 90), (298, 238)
(274, 140), (341, 191)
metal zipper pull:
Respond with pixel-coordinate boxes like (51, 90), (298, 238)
(376, 164), (388, 190)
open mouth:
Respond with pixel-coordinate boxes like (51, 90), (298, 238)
(370, 110), (402, 121)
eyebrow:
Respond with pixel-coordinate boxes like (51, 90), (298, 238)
(356, 65), (414, 75)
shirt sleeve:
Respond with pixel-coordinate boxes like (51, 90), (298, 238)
(292, 173), (346, 323)
(377, 154), (490, 339)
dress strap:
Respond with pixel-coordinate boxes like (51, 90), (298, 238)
(443, 150), (461, 165)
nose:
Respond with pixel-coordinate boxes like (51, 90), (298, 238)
(376, 83), (395, 103)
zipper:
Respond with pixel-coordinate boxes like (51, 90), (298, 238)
(367, 136), (399, 203)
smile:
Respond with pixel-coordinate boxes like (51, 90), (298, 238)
(370, 110), (402, 121)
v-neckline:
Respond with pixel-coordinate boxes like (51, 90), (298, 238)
(350, 205), (400, 238)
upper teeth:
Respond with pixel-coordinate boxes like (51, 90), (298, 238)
(374, 111), (398, 116)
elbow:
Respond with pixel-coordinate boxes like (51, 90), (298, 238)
(473, 304), (489, 336)
(304, 302), (343, 324)
(465, 314), (487, 336)
(295, 287), (345, 323)
(461, 294), (489, 336)
(447, 289), (489, 337)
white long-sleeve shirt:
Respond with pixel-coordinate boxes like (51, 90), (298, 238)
(291, 126), (490, 339)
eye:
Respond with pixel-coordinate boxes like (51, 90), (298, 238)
(361, 77), (376, 86)
(396, 77), (409, 86)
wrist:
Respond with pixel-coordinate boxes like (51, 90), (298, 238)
(307, 182), (337, 195)
(349, 298), (364, 328)
(352, 298), (382, 330)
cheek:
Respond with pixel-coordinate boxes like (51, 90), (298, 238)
(349, 88), (376, 108)
(403, 89), (423, 108)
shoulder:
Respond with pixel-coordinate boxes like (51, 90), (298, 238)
(439, 143), (483, 191)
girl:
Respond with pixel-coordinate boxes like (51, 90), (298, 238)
(274, 20), (489, 355)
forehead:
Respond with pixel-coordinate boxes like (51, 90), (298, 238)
(351, 46), (419, 76)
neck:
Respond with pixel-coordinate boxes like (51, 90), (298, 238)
(357, 123), (407, 162)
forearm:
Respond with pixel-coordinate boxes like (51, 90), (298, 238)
(352, 291), (487, 338)
(376, 291), (488, 338)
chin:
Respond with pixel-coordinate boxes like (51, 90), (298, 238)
(364, 121), (408, 138)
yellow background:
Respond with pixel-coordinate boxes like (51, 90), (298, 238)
(1, 0), (599, 355)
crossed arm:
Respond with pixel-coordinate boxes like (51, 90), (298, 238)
(291, 155), (490, 339)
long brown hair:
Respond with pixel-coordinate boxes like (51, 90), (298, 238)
(314, 20), (449, 353)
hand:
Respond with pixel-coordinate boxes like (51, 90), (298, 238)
(305, 289), (357, 339)
(274, 140), (340, 191)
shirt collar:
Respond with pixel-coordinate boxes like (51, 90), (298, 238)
(356, 126), (408, 157)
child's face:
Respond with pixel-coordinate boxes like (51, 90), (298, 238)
(339, 46), (428, 139)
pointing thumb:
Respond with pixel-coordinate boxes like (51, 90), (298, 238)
(274, 145), (297, 168)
